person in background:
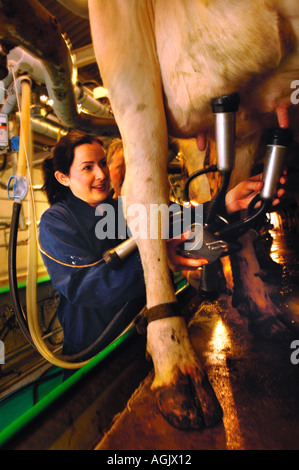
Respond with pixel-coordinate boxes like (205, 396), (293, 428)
(106, 138), (126, 198)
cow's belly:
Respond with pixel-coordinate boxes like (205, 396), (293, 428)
(155, 0), (295, 138)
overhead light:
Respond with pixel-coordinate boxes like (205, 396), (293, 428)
(93, 86), (108, 99)
(40, 95), (53, 107)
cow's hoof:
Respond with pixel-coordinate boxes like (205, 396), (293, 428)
(155, 373), (223, 430)
(192, 372), (223, 427)
(155, 379), (204, 430)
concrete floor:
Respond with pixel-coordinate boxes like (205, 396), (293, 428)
(95, 229), (299, 451)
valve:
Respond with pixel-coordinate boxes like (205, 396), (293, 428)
(7, 175), (28, 200)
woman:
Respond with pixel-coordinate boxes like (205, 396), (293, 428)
(39, 131), (206, 367)
(40, 131), (286, 368)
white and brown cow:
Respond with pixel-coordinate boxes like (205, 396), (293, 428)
(63, 0), (299, 429)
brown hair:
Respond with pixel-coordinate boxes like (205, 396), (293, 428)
(42, 131), (104, 205)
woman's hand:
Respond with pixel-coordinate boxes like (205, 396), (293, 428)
(181, 268), (203, 290)
(166, 231), (209, 272)
(225, 171), (287, 214)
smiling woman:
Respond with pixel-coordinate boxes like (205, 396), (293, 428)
(38, 131), (209, 380)
(42, 131), (108, 205)
(54, 140), (110, 207)
(39, 131), (147, 378)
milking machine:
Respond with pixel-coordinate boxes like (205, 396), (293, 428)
(213, 126), (293, 240)
(103, 93), (293, 295)
(178, 94), (292, 295)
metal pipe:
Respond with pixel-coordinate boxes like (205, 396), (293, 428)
(8, 47), (44, 84)
(73, 43), (96, 68)
(0, 0), (117, 135)
(55, 0), (89, 19)
(16, 112), (66, 140)
(75, 85), (112, 118)
(1, 81), (18, 116)
(1, 47), (114, 122)
(4, 47), (113, 120)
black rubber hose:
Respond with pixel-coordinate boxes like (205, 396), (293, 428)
(8, 201), (36, 349)
(183, 164), (218, 202)
(0, 153), (7, 172)
(247, 193), (262, 216)
(216, 199), (270, 239)
(205, 171), (231, 226)
(63, 296), (146, 363)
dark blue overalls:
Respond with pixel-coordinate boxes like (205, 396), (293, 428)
(39, 191), (146, 367)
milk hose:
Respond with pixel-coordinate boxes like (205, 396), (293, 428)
(7, 74), (129, 369)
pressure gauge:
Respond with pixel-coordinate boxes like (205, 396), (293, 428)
(0, 112), (8, 148)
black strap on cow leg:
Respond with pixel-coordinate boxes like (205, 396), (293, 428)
(134, 302), (183, 335)
(146, 302), (183, 324)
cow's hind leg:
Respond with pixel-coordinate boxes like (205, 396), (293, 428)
(89, 0), (222, 430)
(230, 231), (289, 339)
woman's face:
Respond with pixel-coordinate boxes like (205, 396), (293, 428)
(56, 141), (110, 207)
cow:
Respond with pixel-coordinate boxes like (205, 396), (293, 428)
(60, 0), (299, 430)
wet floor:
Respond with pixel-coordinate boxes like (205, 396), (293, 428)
(95, 228), (299, 450)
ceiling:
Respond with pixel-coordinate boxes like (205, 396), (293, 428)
(37, 0), (103, 87)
